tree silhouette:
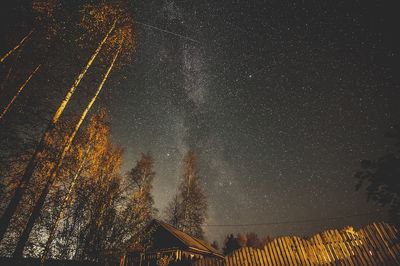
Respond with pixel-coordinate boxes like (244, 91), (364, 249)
(222, 232), (272, 254)
(165, 151), (207, 239)
(355, 124), (400, 224)
(165, 194), (181, 228)
(222, 234), (241, 255)
(246, 232), (261, 248)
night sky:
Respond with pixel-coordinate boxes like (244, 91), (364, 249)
(2, 0), (400, 244)
(109, 0), (400, 243)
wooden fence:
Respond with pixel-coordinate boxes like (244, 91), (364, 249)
(193, 222), (400, 265)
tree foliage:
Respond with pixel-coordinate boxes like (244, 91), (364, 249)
(355, 124), (400, 224)
(165, 151), (207, 239)
(222, 232), (272, 255)
(116, 153), (157, 248)
(0, 1), (155, 263)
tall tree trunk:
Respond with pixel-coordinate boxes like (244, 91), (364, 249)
(0, 20), (116, 242)
(13, 36), (124, 258)
(0, 64), (41, 120)
(52, 20), (116, 124)
(0, 45), (23, 95)
(0, 30), (33, 64)
(40, 144), (92, 264)
(82, 176), (116, 260)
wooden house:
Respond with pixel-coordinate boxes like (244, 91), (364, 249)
(121, 220), (223, 266)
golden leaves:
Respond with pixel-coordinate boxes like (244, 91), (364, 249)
(32, 0), (59, 18)
(80, 2), (131, 40)
(32, 0), (59, 35)
(79, 1), (136, 64)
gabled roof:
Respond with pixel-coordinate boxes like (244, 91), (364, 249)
(152, 219), (223, 258)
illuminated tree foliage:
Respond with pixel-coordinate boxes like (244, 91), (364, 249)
(112, 153), (157, 250)
(0, 0), (141, 263)
(13, 23), (126, 258)
(0, 117), (83, 256)
(0, 3), (113, 242)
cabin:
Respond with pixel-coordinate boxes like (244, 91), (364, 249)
(121, 220), (224, 266)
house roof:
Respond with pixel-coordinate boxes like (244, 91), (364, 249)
(152, 220), (223, 258)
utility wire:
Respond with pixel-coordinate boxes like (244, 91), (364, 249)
(204, 211), (386, 227)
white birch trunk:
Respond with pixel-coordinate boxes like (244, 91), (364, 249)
(0, 64), (41, 120)
(0, 30), (33, 63)
(28, 36), (124, 263)
(52, 19), (116, 124)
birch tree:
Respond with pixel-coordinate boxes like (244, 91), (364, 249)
(75, 142), (123, 261)
(113, 154), (157, 246)
(179, 151), (208, 238)
(0, 0), (59, 99)
(0, 65), (41, 121)
(165, 195), (181, 228)
(166, 151), (208, 239)
(19, 2), (135, 256)
(0, 118), (77, 256)
(0, 0), (137, 260)
(39, 110), (110, 261)
(0, 1), (124, 244)
(0, 31), (33, 64)
(13, 31), (125, 258)
(41, 110), (116, 259)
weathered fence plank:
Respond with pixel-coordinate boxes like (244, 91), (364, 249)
(193, 223), (400, 266)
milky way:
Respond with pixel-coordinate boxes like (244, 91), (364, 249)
(109, 0), (400, 243)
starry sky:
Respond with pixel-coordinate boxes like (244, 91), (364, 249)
(2, 0), (399, 244)
(109, 0), (400, 243)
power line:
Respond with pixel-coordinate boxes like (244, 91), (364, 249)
(204, 211), (386, 227)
